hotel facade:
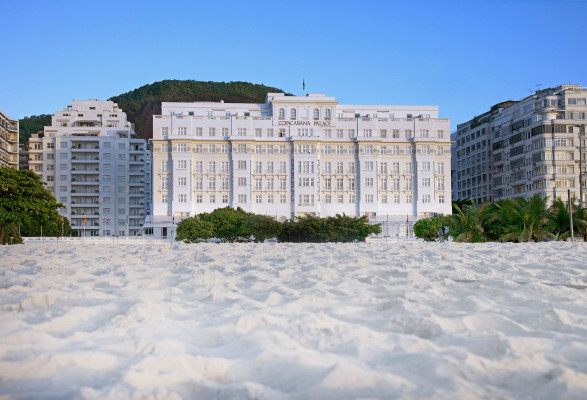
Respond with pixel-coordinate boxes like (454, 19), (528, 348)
(150, 93), (451, 237)
(0, 108), (19, 169)
(28, 100), (151, 237)
(452, 85), (587, 205)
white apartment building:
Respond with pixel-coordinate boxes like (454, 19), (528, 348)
(28, 100), (152, 237)
(0, 108), (19, 169)
(452, 84), (587, 205)
(150, 93), (451, 238)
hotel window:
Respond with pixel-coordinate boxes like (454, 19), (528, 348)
(255, 178), (262, 190)
(222, 194), (229, 203)
(406, 194), (413, 203)
(59, 185), (67, 192)
(161, 144), (168, 153)
(406, 177), (413, 190)
(392, 178), (400, 190)
(280, 178), (287, 190)
(194, 161), (202, 173)
(279, 161), (287, 174)
(255, 145), (262, 154)
(419, 129), (429, 138)
(324, 129), (331, 138)
(336, 178), (344, 190)
(161, 176), (168, 189)
(195, 194), (202, 203)
(267, 178), (274, 190)
(195, 127), (202, 136)
(423, 194), (431, 204)
(279, 145), (287, 154)
(194, 177), (202, 190)
(279, 129), (286, 138)
(209, 128), (216, 136)
(178, 127), (187, 136)
(437, 130), (444, 138)
(336, 129), (344, 138)
(267, 161), (274, 173)
(60, 142), (67, 149)
(255, 161), (262, 173)
(177, 160), (186, 169)
(405, 129), (413, 138)
(421, 161), (430, 171)
(237, 144), (247, 153)
(439, 194), (445, 203)
(394, 194), (400, 204)
(347, 129), (355, 138)
(325, 194), (331, 203)
(221, 161), (229, 173)
(364, 161), (374, 171)
(380, 162), (388, 174)
(267, 128), (273, 137)
(208, 161), (216, 173)
(324, 162), (332, 174)
(238, 194), (247, 203)
(47, 175), (54, 182)
(349, 162), (355, 173)
(391, 146), (399, 155)
(177, 144), (187, 152)
(336, 145), (344, 154)
(280, 194), (286, 203)
(255, 128), (262, 137)
(381, 194), (387, 203)
(379, 129), (387, 138)
(419, 145), (430, 154)
(279, 108), (285, 119)
(59, 164), (67, 170)
(221, 144), (229, 153)
(324, 178), (332, 190)
(349, 178), (355, 190)
(313, 108), (319, 119)
(299, 161), (314, 174)
(178, 194), (187, 203)
(290, 108), (297, 120)
(392, 129), (400, 138)
(238, 177), (246, 186)
(365, 177), (374, 187)
(437, 178), (445, 190)
(437, 146), (444, 155)
(349, 194), (356, 203)
(268, 194), (274, 203)
(209, 144), (216, 153)
(162, 194), (168, 203)
(364, 145), (373, 154)
(210, 194), (216, 203)
(437, 162), (444, 174)
(405, 162), (412, 173)
(267, 145), (274, 154)
(338, 195), (344, 203)
(336, 162), (344, 174)
(422, 178), (431, 187)
(381, 178), (387, 190)
(325, 109), (331, 119)
(237, 128), (247, 136)
(363, 129), (373, 137)
(365, 194), (373, 203)
(222, 177), (229, 190)
(222, 128), (229, 136)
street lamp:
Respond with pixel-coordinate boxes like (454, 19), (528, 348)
(575, 124), (585, 208)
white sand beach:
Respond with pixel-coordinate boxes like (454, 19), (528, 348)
(1, 242), (586, 399)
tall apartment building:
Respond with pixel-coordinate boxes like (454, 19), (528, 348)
(150, 93), (451, 238)
(19, 143), (29, 170)
(28, 100), (151, 237)
(452, 84), (587, 205)
(0, 108), (19, 169)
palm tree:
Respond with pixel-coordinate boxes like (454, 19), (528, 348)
(500, 194), (554, 242)
(551, 197), (587, 241)
(450, 202), (490, 242)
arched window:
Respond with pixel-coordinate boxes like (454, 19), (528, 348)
(278, 108), (285, 119)
(313, 108), (320, 119)
(290, 108), (297, 120)
(325, 109), (331, 119)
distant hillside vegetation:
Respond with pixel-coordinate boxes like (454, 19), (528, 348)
(109, 80), (290, 139)
(18, 114), (52, 145)
(19, 80), (289, 142)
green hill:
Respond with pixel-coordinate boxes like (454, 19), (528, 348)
(19, 80), (290, 142)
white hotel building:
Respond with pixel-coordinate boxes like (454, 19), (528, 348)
(28, 100), (151, 237)
(151, 93), (451, 237)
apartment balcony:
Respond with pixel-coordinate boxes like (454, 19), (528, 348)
(129, 180), (144, 186)
(71, 168), (99, 173)
(70, 201), (100, 207)
(71, 190), (99, 195)
(71, 178), (100, 184)
(6, 124), (17, 133)
(71, 146), (99, 152)
(129, 169), (144, 175)
(71, 156), (99, 162)
(129, 158), (144, 164)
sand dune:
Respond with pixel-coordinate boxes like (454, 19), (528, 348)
(1, 242), (586, 399)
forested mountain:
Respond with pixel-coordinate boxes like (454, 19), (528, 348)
(19, 80), (289, 142)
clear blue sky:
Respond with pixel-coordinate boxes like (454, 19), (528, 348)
(1, 0), (585, 128)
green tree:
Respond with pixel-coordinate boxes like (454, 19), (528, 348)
(243, 214), (282, 243)
(549, 197), (587, 241)
(0, 167), (70, 244)
(450, 202), (490, 242)
(199, 207), (251, 243)
(413, 214), (451, 242)
(176, 217), (215, 243)
(499, 195), (554, 242)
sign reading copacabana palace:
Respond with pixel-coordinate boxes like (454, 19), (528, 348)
(150, 92), (451, 234)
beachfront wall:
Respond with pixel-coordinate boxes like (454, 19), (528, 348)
(150, 93), (451, 234)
